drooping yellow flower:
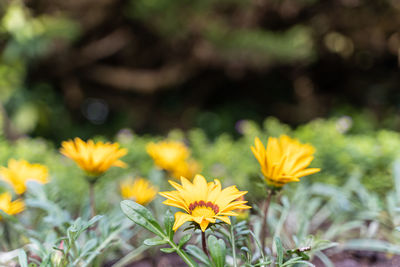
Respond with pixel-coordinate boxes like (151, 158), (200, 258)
(120, 178), (157, 206)
(159, 174), (251, 232)
(251, 135), (320, 188)
(0, 192), (24, 219)
(0, 159), (49, 195)
(170, 159), (200, 180)
(60, 138), (127, 176)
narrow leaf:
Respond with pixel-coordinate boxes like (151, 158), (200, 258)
(144, 237), (168, 246)
(164, 209), (174, 240)
(186, 244), (211, 265)
(18, 249), (28, 267)
(120, 200), (165, 237)
(178, 234), (192, 248)
(160, 247), (176, 253)
(275, 237), (284, 266)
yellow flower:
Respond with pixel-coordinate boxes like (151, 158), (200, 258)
(170, 159), (200, 180)
(251, 135), (320, 188)
(120, 178), (157, 206)
(235, 196), (250, 221)
(60, 138), (127, 176)
(159, 174), (251, 232)
(0, 159), (49, 195)
(0, 192), (24, 219)
(146, 141), (190, 172)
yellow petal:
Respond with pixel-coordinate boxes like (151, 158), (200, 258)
(173, 212), (193, 231)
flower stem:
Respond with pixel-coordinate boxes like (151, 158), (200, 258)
(230, 222), (238, 267)
(201, 231), (209, 256)
(89, 182), (96, 218)
(3, 221), (11, 250)
(261, 189), (273, 251)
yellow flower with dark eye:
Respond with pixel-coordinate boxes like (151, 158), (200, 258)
(146, 141), (190, 172)
(0, 159), (49, 195)
(0, 192), (24, 219)
(60, 138), (127, 176)
(251, 135), (320, 188)
(120, 178), (157, 206)
(159, 174), (251, 232)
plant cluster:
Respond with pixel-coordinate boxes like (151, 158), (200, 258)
(0, 117), (400, 266)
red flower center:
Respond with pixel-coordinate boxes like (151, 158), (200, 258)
(188, 200), (219, 214)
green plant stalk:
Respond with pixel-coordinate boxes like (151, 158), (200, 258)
(167, 238), (198, 267)
(81, 227), (124, 267)
(89, 180), (96, 218)
(230, 223), (238, 267)
(111, 245), (148, 267)
(62, 243), (72, 267)
(3, 221), (11, 250)
(201, 231), (209, 257)
(261, 189), (273, 251)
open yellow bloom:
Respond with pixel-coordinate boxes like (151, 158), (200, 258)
(0, 159), (49, 195)
(159, 174), (251, 232)
(60, 138), (127, 176)
(120, 178), (157, 206)
(146, 141), (189, 172)
(0, 192), (24, 219)
(251, 135), (320, 188)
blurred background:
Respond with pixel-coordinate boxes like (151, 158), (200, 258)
(1, 0), (400, 142)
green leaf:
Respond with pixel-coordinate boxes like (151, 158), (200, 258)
(160, 247), (176, 253)
(275, 237), (284, 266)
(208, 235), (226, 267)
(164, 209), (174, 240)
(120, 200), (165, 237)
(18, 249), (28, 267)
(178, 234), (191, 248)
(186, 244), (211, 265)
(144, 237), (168, 246)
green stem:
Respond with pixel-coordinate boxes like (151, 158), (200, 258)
(3, 221), (11, 250)
(62, 244), (71, 267)
(261, 189), (273, 251)
(111, 245), (148, 267)
(81, 227), (124, 267)
(89, 182), (96, 218)
(230, 223), (237, 267)
(167, 239), (198, 267)
(201, 231), (209, 257)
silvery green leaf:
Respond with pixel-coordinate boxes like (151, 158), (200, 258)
(160, 247), (175, 253)
(144, 237), (168, 246)
(120, 200), (165, 237)
(208, 235), (226, 267)
(178, 234), (191, 248)
(186, 244), (210, 265)
(164, 209), (174, 240)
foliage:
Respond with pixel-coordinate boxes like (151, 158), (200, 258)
(1, 116), (400, 265)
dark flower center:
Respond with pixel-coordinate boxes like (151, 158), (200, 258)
(188, 200), (219, 214)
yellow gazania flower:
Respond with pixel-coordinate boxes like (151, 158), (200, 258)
(235, 195), (250, 221)
(0, 159), (49, 195)
(60, 138), (127, 176)
(159, 174), (251, 232)
(146, 141), (190, 172)
(0, 192), (24, 219)
(120, 178), (157, 206)
(170, 159), (200, 180)
(251, 135), (320, 188)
